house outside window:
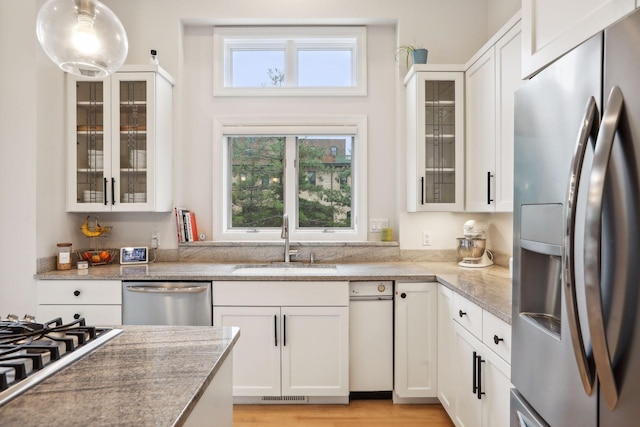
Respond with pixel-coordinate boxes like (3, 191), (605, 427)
(213, 116), (367, 241)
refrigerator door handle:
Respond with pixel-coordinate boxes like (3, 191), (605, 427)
(584, 85), (624, 411)
(563, 95), (599, 395)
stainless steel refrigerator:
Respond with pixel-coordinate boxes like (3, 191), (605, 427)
(511, 8), (640, 427)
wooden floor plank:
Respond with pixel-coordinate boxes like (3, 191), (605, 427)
(233, 400), (455, 427)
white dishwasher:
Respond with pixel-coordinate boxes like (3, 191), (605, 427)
(349, 281), (393, 394)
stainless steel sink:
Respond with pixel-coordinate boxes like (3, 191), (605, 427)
(232, 263), (338, 275)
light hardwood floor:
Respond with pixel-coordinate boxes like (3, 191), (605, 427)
(233, 400), (455, 427)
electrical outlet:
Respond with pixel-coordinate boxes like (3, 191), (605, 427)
(422, 231), (431, 246)
(151, 233), (159, 249)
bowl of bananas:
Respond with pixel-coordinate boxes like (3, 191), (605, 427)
(77, 249), (118, 266)
(80, 216), (112, 238)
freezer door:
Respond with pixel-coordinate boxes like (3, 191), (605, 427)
(596, 8), (640, 425)
(512, 33), (602, 427)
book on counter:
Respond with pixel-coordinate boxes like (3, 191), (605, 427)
(174, 207), (199, 242)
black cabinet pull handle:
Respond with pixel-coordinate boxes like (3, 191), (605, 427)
(421, 177), (425, 205)
(111, 178), (116, 205)
(477, 354), (486, 400)
(472, 351), (478, 394)
(73, 290), (81, 297)
(494, 335), (504, 345)
(73, 313), (80, 320)
(487, 171), (494, 204)
(283, 315), (287, 347)
(401, 292), (407, 299)
(103, 177), (108, 206)
(459, 310), (467, 318)
(274, 315), (278, 347)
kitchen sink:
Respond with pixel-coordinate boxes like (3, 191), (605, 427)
(232, 263), (338, 275)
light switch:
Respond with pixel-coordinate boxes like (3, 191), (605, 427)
(370, 219), (389, 232)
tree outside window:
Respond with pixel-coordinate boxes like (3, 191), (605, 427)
(229, 135), (353, 230)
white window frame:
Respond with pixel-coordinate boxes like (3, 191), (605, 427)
(213, 26), (367, 97)
(213, 115), (368, 241)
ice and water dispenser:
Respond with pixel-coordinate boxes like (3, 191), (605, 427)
(518, 204), (564, 337)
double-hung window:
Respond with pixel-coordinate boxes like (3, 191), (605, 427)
(214, 116), (367, 241)
(213, 26), (367, 96)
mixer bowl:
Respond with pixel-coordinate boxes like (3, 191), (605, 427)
(456, 237), (487, 260)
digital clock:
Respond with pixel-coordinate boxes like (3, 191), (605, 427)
(120, 246), (149, 265)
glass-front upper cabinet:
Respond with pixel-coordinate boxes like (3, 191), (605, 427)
(405, 66), (464, 212)
(66, 66), (174, 212)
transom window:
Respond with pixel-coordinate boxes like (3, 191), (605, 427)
(213, 27), (367, 96)
(213, 117), (367, 241)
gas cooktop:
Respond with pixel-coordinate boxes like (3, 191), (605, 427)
(0, 315), (122, 406)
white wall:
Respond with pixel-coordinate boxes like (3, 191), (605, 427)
(488, 0), (522, 36)
(1, 0), (519, 316)
(0, 1), (38, 316)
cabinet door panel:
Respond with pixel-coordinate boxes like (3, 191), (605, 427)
(482, 350), (512, 427)
(394, 282), (438, 397)
(465, 49), (497, 213)
(67, 77), (112, 212)
(495, 22), (523, 212)
(281, 306), (349, 396)
(406, 69), (465, 212)
(453, 322), (483, 427)
(522, 0), (634, 78)
(214, 306), (281, 396)
(437, 285), (455, 415)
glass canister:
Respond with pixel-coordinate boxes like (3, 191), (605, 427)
(56, 243), (72, 270)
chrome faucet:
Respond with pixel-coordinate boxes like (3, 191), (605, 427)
(281, 214), (298, 263)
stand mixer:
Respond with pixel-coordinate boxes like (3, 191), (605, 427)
(456, 220), (494, 268)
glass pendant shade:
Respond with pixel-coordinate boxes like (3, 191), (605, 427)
(36, 0), (128, 78)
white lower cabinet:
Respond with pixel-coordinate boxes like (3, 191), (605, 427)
(453, 322), (511, 427)
(443, 291), (511, 427)
(212, 281), (349, 400)
(36, 280), (122, 325)
(394, 281), (438, 398)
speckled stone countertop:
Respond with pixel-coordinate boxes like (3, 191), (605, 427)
(0, 326), (240, 426)
(36, 261), (512, 323)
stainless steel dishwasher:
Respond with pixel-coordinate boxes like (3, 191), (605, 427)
(122, 281), (212, 326)
(349, 281), (393, 394)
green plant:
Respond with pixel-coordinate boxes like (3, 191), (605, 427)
(395, 43), (425, 68)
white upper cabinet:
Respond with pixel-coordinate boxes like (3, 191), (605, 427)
(465, 17), (523, 213)
(521, 0), (635, 78)
(66, 65), (174, 212)
(405, 66), (465, 212)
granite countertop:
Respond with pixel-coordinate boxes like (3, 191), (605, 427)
(36, 261), (512, 323)
(0, 326), (240, 426)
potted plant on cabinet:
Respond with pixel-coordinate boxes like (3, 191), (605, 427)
(396, 44), (429, 68)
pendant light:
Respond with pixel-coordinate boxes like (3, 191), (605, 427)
(36, 0), (128, 78)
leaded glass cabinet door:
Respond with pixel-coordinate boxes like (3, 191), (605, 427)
(111, 69), (174, 212)
(67, 76), (112, 212)
(111, 72), (154, 211)
(67, 67), (173, 213)
(406, 68), (464, 212)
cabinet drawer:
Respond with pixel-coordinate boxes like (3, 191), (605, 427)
(37, 280), (122, 305)
(482, 310), (511, 364)
(452, 292), (482, 338)
(37, 304), (122, 326)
